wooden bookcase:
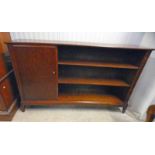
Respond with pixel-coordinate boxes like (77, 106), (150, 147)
(7, 40), (153, 113)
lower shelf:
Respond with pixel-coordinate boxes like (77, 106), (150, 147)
(23, 94), (123, 106)
(58, 94), (123, 105)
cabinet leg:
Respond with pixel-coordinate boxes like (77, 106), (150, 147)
(20, 104), (26, 112)
(146, 114), (154, 122)
(146, 105), (155, 122)
(122, 104), (128, 113)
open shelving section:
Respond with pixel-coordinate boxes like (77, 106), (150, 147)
(57, 45), (147, 107)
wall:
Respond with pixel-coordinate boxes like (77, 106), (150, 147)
(10, 32), (145, 45)
(128, 33), (155, 120)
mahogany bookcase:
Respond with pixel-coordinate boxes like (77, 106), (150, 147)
(7, 40), (154, 113)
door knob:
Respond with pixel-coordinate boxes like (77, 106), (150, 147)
(52, 71), (56, 75)
(2, 86), (6, 89)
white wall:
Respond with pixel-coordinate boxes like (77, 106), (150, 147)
(10, 32), (144, 45)
(128, 33), (155, 120)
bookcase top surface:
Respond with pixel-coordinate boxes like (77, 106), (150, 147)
(7, 39), (155, 50)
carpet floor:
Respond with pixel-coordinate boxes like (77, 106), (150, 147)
(12, 106), (139, 122)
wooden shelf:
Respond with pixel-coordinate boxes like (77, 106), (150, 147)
(58, 93), (123, 106)
(24, 93), (123, 106)
(59, 60), (139, 69)
(59, 77), (130, 87)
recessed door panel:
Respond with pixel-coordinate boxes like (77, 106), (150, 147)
(9, 44), (58, 100)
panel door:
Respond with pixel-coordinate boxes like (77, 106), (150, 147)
(0, 78), (14, 109)
(8, 44), (58, 100)
(0, 55), (8, 78)
(0, 94), (7, 111)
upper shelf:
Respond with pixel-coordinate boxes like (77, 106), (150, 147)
(58, 60), (139, 69)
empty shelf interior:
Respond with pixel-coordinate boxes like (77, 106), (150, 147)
(58, 45), (146, 67)
(59, 84), (128, 102)
(59, 65), (137, 85)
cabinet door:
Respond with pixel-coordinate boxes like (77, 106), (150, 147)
(0, 94), (7, 111)
(9, 44), (58, 100)
(0, 55), (7, 77)
(0, 78), (14, 109)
